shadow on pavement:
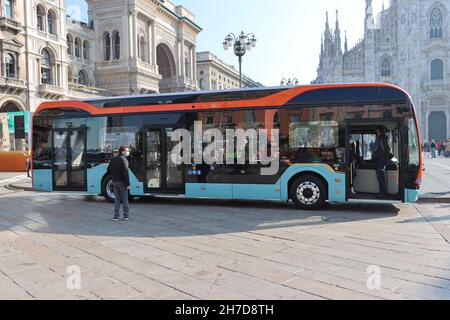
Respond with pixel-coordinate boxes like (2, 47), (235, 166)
(0, 192), (400, 238)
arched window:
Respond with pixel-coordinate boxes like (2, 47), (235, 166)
(430, 7), (443, 39)
(112, 31), (120, 60)
(3, 0), (13, 19)
(78, 70), (88, 86)
(74, 37), (82, 58)
(66, 34), (73, 55)
(36, 5), (45, 31)
(138, 36), (145, 61)
(83, 40), (89, 60)
(381, 57), (392, 77)
(431, 59), (444, 80)
(68, 67), (73, 83)
(41, 49), (52, 85)
(103, 32), (111, 61)
(6, 53), (16, 78)
(47, 10), (56, 35)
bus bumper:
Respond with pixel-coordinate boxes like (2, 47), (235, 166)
(405, 189), (420, 203)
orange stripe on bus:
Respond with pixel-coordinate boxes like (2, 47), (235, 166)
(34, 83), (410, 117)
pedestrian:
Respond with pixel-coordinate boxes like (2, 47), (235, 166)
(431, 140), (437, 158)
(446, 139), (450, 158)
(439, 140), (445, 156)
(26, 157), (31, 178)
(424, 141), (431, 158)
(107, 146), (131, 221)
(372, 127), (392, 198)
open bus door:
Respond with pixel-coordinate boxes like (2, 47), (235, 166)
(345, 120), (403, 202)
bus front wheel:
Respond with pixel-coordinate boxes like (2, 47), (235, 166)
(101, 175), (115, 203)
(290, 175), (327, 210)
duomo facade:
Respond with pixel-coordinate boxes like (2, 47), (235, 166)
(316, 0), (450, 141)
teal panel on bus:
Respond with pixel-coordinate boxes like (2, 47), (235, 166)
(87, 164), (108, 195)
(185, 165), (345, 203)
(278, 164), (346, 202)
(87, 165), (144, 196)
(186, 183), (233, 199)
(405, 189), (419, 203)
(232, 184), (281, 200)
(32, 169), (52, 192)
(129, 171), (144, 196)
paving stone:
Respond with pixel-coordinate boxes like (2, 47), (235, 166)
(1, 190), (450, 299)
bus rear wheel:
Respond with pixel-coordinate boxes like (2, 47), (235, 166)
(290, 175), (327, 210)
(101, 175), (115, 203)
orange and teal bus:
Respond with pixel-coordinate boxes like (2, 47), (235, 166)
(31, 83), (422, 210)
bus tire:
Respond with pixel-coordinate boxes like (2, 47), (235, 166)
(101, 175), (115, 203)
(290, 175), (327, 210)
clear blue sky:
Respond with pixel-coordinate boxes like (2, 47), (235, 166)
(66, 0), (384, 86)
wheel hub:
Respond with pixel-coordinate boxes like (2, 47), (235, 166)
(296, 182), (320, 205)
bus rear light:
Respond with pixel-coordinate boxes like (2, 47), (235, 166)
(415, 178), (422, 186)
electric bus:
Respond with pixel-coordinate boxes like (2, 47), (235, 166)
(31, 83), (422, 210)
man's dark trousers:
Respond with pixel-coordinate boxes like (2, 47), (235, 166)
(113, 182), (129, 219)
(375, 158), (388, 194)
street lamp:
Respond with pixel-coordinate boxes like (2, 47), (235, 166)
(280, 78), (299, 86)
(223, 31), (257, 88)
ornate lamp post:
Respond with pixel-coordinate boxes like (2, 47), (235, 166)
(280, 78), (299, 86)
(223, 31), (257, 88)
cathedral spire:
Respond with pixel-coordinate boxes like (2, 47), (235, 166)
(366, 0), (373, 15)
(323, 11), (332, 56)
(325, 11), (330, 36)
(344, 30), (348, 52)
(334, 10), (342, 55)
(321, 34), (324, 55)
(365, 0), (374, 31)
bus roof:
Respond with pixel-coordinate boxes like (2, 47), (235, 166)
(80, 86), (288, 103)
(35, 83), (413, 116)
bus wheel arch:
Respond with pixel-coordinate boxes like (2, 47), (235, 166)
(288, 172), (328, 210)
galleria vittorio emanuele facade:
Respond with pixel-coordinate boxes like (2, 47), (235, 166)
(0, 0), (201, 113)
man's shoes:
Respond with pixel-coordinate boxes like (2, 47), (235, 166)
(113, 217), (119, 222)
(375, 192), (388, 199)
(124, 217), (129, 222)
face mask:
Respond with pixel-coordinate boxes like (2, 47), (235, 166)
(124, 151), (130, 157)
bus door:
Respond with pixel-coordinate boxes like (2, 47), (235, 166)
(144, 127), (184, 194)
(345, 120), (402, 201)
(52, 128), (87, 191)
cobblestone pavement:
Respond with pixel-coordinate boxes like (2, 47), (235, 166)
(1, 189), (450, 300)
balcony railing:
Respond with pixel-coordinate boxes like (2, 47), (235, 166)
(0, 17), (23, 32)
(422, 79), (450, 91)
(68, 83), (110, 96)
(38, 84), (64, 98)
(0, 77), (26, 90)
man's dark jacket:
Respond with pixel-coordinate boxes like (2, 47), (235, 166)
(373, 135), (391, 161)
(107, 155), (130, 187)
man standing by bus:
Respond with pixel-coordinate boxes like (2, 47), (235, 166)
(107, 146), (131, 221)
(373, 127), (392, 198)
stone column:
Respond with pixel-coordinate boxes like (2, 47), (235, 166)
(151, 22), (156, 65)
(131, 11), (138, 58)
(425, 111), (430, 142)
(0, 51), (4, 77)
(179, 39), (185, 78)
(192, 46), (197, 82)
(446, 110), (450, 138)
(190, 46), (194, 81)
(147, 22), (152, 64)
